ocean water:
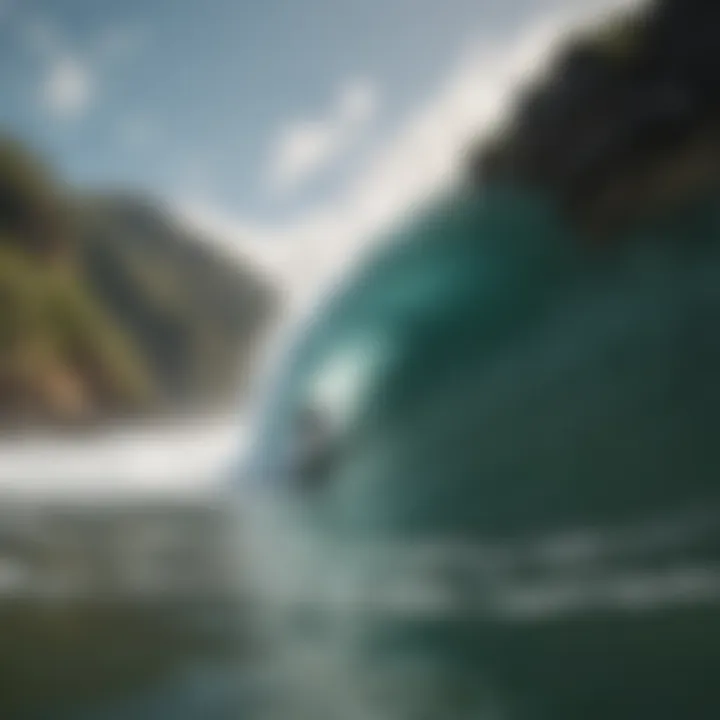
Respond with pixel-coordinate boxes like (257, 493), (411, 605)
(10, 190), (720, 719)
(0, 419), (250, 720)
(0, 591), (250, 719)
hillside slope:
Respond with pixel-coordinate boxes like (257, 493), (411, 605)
(0, 139), (277, 430)
(80, 195), (277, 410)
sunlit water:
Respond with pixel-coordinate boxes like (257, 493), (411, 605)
(0, 416), (245, 499)
(0, 417), (252, 719)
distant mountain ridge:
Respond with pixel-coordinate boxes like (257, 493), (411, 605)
(0, 138), (278, 430)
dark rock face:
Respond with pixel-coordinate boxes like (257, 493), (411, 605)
(474, 0), (720, 232)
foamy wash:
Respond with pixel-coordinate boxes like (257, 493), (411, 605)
(237, 185), (720, 719)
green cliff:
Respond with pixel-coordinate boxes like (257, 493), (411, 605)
(0, 138), (277, 430)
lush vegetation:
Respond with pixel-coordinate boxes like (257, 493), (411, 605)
(0, 138), (277, 429)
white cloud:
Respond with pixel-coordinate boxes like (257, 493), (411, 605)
(26, 18), (147, 122)
(23, 18), (95, 120)
(337, 81), (376, 125)
(267, 79), (378, 193)
(42, 54), (93, 119)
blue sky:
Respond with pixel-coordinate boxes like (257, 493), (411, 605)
(0, 0), (627, 295)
